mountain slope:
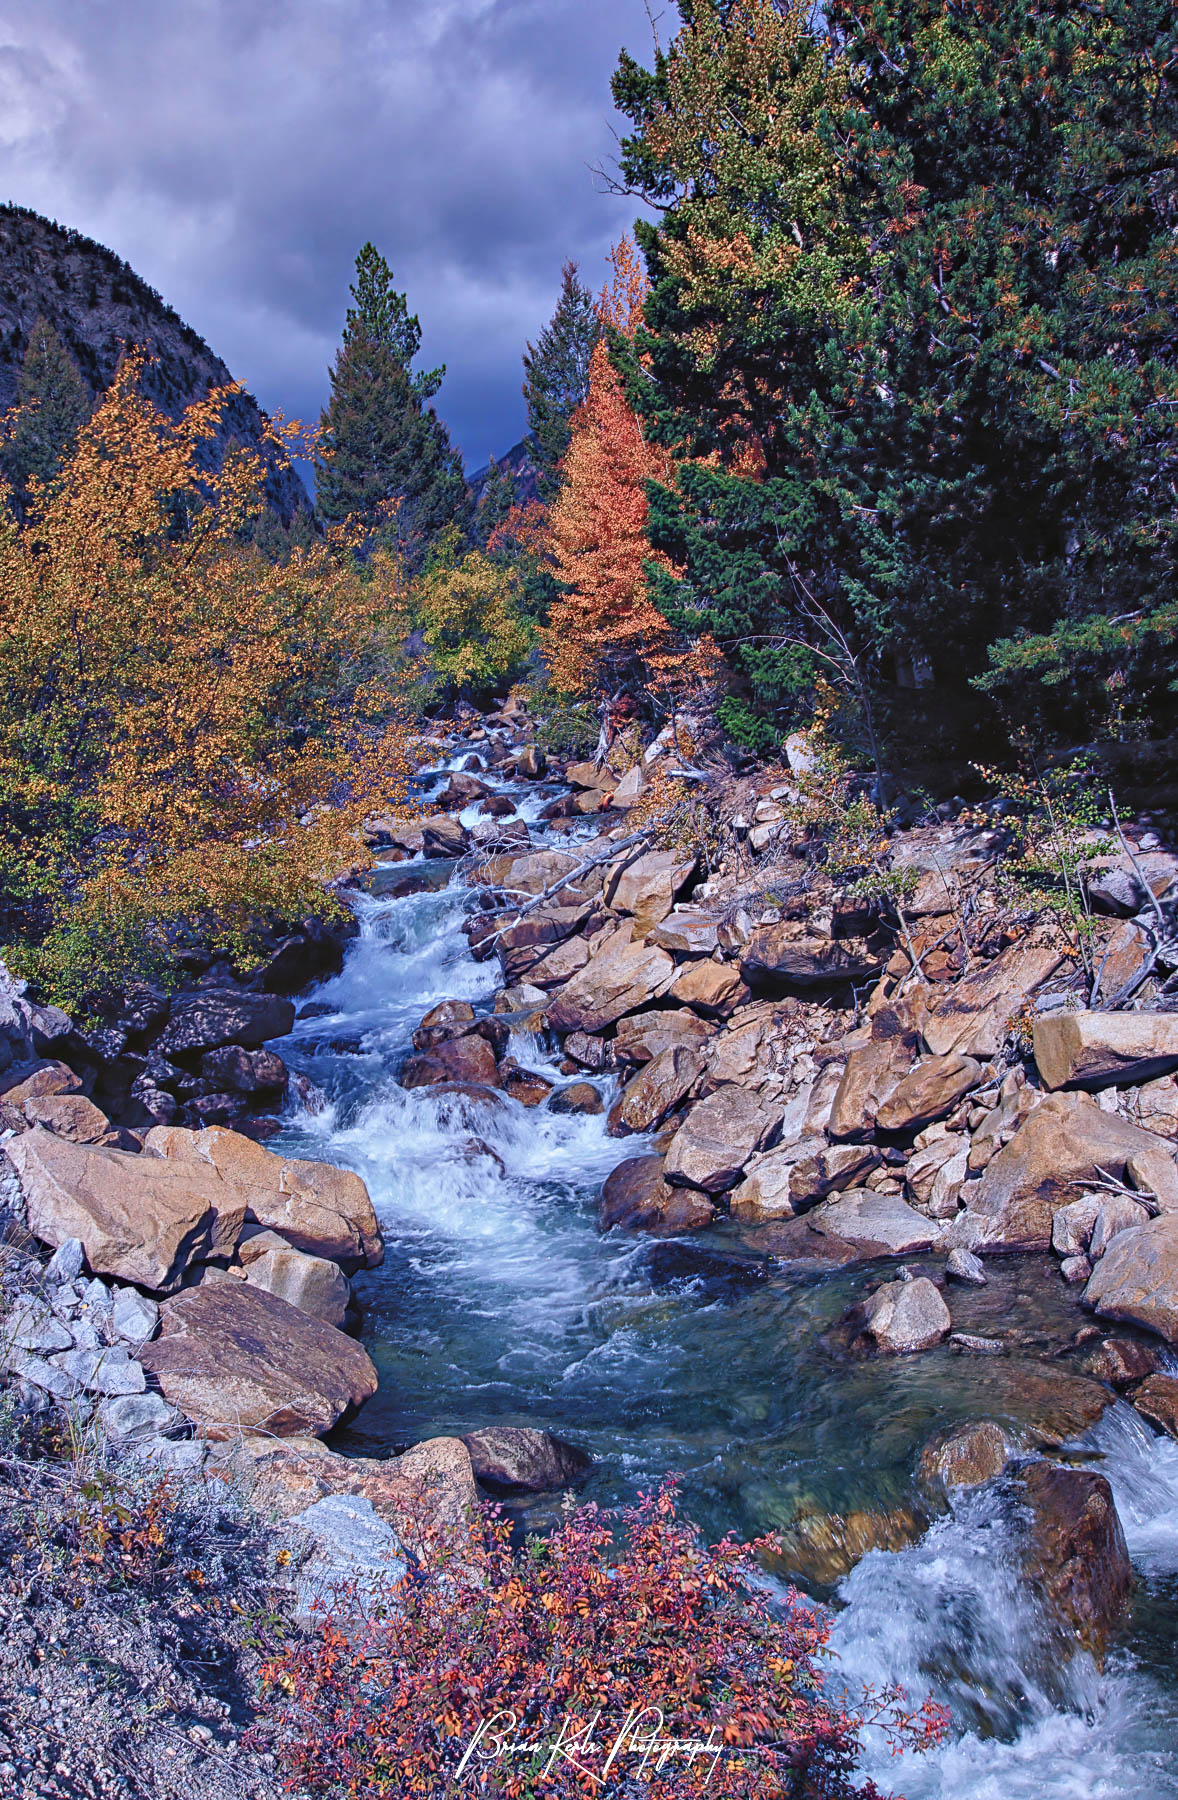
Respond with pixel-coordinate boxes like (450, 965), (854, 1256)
(0, 203), (308, 521)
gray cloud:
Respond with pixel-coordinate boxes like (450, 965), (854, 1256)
(0, 0), (657, 469)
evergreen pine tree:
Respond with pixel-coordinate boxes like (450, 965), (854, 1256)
(315, 248), (469, 571)
(474, 456), (517, 550)
(522, 263), (601, 500)
(2, 316), (91, 504)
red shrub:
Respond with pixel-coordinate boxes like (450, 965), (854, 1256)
(260, 1480), (944, 1798)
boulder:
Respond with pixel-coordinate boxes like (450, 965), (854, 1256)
(607, 1046), (704, 1137)
(1015, 1461), (1132, 1661)
(906, 1136), (966, 1207)
(22, 1093), (112, 1144)
(5, 1128), (244, 1291)
(860, 1276), (951, 1353)
(1082, 1337), (1163, 1387)
(401, 1034), (502, 1090)
(502, 1065), (555, 1108)
(460, 1427), (592, 1494)
(650, 912), (721, 957)
(1052, 1195), (1103, 1258)
(663, 1088), (780, 1193)
(945, 1246), (987, 1285)
(729, 1140), (823, 1223)
(1125, 1144), (1178, 1210)
(526, 937), (591, 989)
(875, 1053), (982, 1134)
(918, 1420), (1015, 1490)
(212, 1433), (476, 1545)
(548, 1082), (604, 1116)
(613, 1008), (713, 1065)
(478, 848), (582, 896)
(420, 815), (469, 858)
(669, 959), (749, 1018)
(514, 744), (546, 779)
(1034, 1010), (1178, 1092)
(140, 1282), (377, 1437)
(565, 760), (613, 792)
(546, 941), (675, 1034)
(1089, 1193), (1150, 1260)
(156, 990), (295, 1057)
(249, 923), (349, 996)
(0, 1060), (83, 1106)
(145, 1126), (382, 1272)
(810, 1190), (941, 1256)
(1083, 1213), (1178, 1342)
(788, 1144), (882, 1209)
(740, 930), (883, 992)
(604, 848), (694, 933)
(598, 1154), (714, 1234)
(199, 1046), (288, 1096)
(827, 1038), (913, 1142)
(238, 1230), (352, 1329)
(967, 1092), (1171, 1251)
(921, 942), (1065, 1058)
(1131, 1373), (1178, 1438)
(608, 765), (647, 809)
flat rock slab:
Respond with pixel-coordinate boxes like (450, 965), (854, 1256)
(1083, 1213), (1178, 1343)
(5, 1128), (243, 1292)
(875, 1053), (982, 1134)
(1034, 1010), (1178, 1092)
(921, 942), (1064, 1059)
(740, 929), (882, 991)
(810, 1190), (942, 1257)
(546, 941), (675, 1035)
(141, 1280), (378, 1437)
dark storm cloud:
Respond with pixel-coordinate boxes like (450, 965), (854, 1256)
(0, 0), (659, 468)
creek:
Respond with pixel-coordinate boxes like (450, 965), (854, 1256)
(274, 745), (1178, 1799)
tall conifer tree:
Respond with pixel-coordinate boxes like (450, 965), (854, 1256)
(2, 317), (91, 505)
(522, 263), (601, 500)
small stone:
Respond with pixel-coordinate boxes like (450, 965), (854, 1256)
(134, 1436), (208, 1474)
(109, 1287), (160, 1346)
(52, 1344), (146, 1396)
(861, 1275), (951, 1353)
(99, 1390), (179, 1442)
(43, 1238), (85, 1284)
(1061, 1254), (1093, 1284)
(945, 1247), (987, 1285)
(948, 1332), (1007, 1354)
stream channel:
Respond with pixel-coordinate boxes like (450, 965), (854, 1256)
(273, 740), (1178, 1798)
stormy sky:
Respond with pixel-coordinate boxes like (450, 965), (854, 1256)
(0, 0), (659, 472)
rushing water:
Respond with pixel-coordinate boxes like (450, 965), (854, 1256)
(273, 749), (1178, 1798)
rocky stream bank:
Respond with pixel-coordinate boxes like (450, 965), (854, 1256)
(3, 700), (1178, 1795)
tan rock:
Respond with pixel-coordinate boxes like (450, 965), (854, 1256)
(811, 1190), (940, 1255)
(1052, 1195), (1103, 1258)
(875, 1053), (982, 1133)
(141, 1281), (377, 1437)
(861, 1276), (951, 1353)
(729, 1139), (824, 1223)
(1132, 1076), (1178, 1142)
(607, 1046), (704, 1136)
(598, 1154), (715, 1233)
(23, 1093), (112, 1144)
(921, 942), (1065, 1058)
(212, 1433), (476, 1545)
(565, 760), (613, 792)
(788, 1144), (882, 1209)
(1131, 1373), (1178, 1438)
(967, 1092), (1170, 1251)
(5, 1128), (243, 1292)
(705, 1016), (772, 1088)
(614, 1008), (713, 1064)
(669, 959), (748, 1018)
(546, 940), (675, 1034)
(145, 1126), (382, 1272)
(460, 1427), (591, 1493)
(664, 1087), (779, 1193)
(907, 1136), (966, 1207)
(1034, 1010), (1178, 1092)
(1096, 920), (1153, 1003)
(650, 912), (720, 957)
(1124, 1144), (1178, 1211)
(827, 1038), (913, 1142)
(1015, 1462), (1131, 1661)
(1089, 1193), (1150, 1260)
(740, 930), (883, 990)
(603, 848), (694, 934)
(918, 1419), (1016, 1490)
(0, 1060), (82, 1106)
(238, 1231), (351, 1329)
(527, 937), (590, 989)
(1084, 1213), (1178, 1341)
(477, 848), (583, 896)
(608, 764), (648, 809)
(402, 1034), (502, 1090)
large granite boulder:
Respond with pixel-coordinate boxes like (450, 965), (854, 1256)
(145, 1126), (382, 1271)
(740, 930), (882, 991)
(811, 1190), (942, 1256)
(1034, 1010), (1178, 1092)
(921, 942), (1064, 1058)
(607, 1046), (704, 1136)
(238, 1229), (352, 1329)
(875, 1053), (982, 1133)
(669, 959), (749, 1018)
(5, 1128), (244, 1291)
(860, 1276), (951, 1353)
(663, 1087), (779, 1193)
(140, 1280), (377, 1437)
(156, 989), (295, 1057)
(460, 1427), (592, 1494)
(603, 849), (694, 934)
(966, 1092), (1172, 1251)
(546, 940), (675, 1034)
(598, 1154), (714, 1234)
(918, 1420), (1016, 1491)
(827, 1038), (913, 1142)
(1083, 1213), (1178, 1342)
(1132, 1373), (1178, 1438)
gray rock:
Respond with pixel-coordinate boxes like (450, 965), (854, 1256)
(134, 1436), (208, 1475)
(52, 1344), (146, 1396)
(291, 1493), (408, 1619)
(99, 1390), (179, 1442)
(43, 1237), (85, 1284)
(946, 1247), (987, 1285)
(861, 1275), (951, 1353)
(6, 1349), (82, 1399)
(109, 1288), (160, 1346)
(3, 1297), (74, 1354)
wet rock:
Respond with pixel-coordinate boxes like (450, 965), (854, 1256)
(401, 1034), (502, 1090)
(248, 922), (350, 995)
(141, 1281), (378, 1437)
(607, 1046), (704, 1136)
(238, 1229), (352, 1329)
(420, 999), (476, 1034)
(946, 1247), (987, 1285)
(461, 1427), (592, 1494)
(502, 1066), (555, 1107)
(771, 1505), (926, 1589)
(641, 1238), (768, 1296)
(740, 930), (883, 992)
(664, 1086), (779, 1193)
(860, 1275), (951, 1353)
(514, 744), (545, 779)
(921, 942), (1065, 1059)
(669, 959), (749, 1018)
(145, 1124), (382, 1272)
(5, 1128), (243, 1292)
(875, 1053), (983, 1134)
(156, 989), (295, 1057)
(1034, 1010), (1178, 1092)
(548, 1082), (604, 1116)
(479, 793), (517, 818)
(949, 1332), (1005, 1354)
(1131, 1373), (1178, 1438)
(546, 940), (675, 1035)
(918, 1419), (1015, 1490)
(1081, 1336), (1163, 1387)
(827, 1038), (913, 1143)
(967, 1091), (1170, 1251)
(1015, 1461), (1132, 1661)
(421, 815), (469, 858)
(598, 1154), (715, 1234)
(1083, 1213), (1178, 1342)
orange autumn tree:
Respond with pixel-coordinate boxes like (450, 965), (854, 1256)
(0, 354), (416, 1009)
(540, 237), (713, 714)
